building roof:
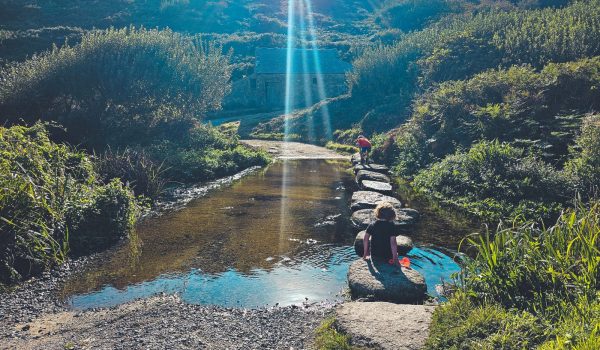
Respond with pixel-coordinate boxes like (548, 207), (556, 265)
(255, 48), (352, 74)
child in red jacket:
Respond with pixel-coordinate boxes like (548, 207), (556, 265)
(356, 135), (372, 164)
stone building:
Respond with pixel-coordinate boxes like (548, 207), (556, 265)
(252, 48), (351, 109)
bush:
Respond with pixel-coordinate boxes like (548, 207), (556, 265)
(412, 141), (572, 222)
(66, 179), (138, 256)
(373, 0), (461, 32)
(150, 124), (270, 182)
(0, 123), (139, 283)
(393, 57), (600, 176)
(0, 26), (231, 149)
(94, 147), (169, 199)
(565, 115), (600, 197)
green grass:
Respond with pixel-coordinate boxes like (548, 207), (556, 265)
(313, 317), (357, 350)
(427, 202), (600, 349)
(325, 142), (358, 155)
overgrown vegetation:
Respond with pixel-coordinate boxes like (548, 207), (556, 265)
(427, 202), (600, 349)
(256, 0), (600, 143)
(0, 124), (138, 283)
(0, 26), (231, 149)
(0, 26), (269, 284)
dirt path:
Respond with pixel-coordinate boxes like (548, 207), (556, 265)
(241, 140), (349, 160)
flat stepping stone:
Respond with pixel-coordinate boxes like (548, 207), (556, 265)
(354, 163), (390, 174)
(356, 170), (391, 184)
(351, 208), (417, 230)
(399, 208), (420, 221)
(354, 230), (413, 257)
(347, 259), (427, 303)
(360, 180), (392, 194)
(351, 191), (401, 211)
(336, 302), (435, 350)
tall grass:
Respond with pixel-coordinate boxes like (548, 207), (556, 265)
(460, 201), (599, 317)
(428, 202), (600, 348)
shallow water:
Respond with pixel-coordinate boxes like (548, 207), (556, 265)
(62, 160), (465, 309)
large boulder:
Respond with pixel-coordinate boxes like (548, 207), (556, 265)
(356, 170), (391, 184)
(336, 302), (435, 350)
(351, 191), (401, 211)
(351, 209), (417, 230)
(354, 231), (413, 257)
(354, 163), (390, 174)
(348, 259), (427, 303)
(360, 180), (392, 194)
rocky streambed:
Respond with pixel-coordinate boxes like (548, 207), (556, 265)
(1, 144), (466, 350)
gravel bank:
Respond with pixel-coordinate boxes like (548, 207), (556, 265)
(0, 256), (332, 349)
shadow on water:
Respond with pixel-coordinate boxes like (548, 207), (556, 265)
(61, 160), (473, 309)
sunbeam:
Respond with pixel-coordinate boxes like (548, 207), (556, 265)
(303, 0), (333, 141)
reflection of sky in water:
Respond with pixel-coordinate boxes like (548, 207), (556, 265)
(68, 246), (460, 309)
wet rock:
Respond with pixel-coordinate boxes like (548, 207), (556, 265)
(398, 208), (420, 221)
(353, 231), (413, 257)
(351, 209), (416, 230)
(350, 191), (401, 211)
(336, 302), (435, 350)
(356, 170), (391, 184)
(347, 259), (427, 303)
(360, 180), (392, 194)
(353, 163), (389, 174)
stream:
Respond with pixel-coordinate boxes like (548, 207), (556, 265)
(61, 159), (467, 309)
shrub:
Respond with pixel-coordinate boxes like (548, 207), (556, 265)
(373, 0), (461, 32)
(149, 124), (270, 182)
(0, 26), (231, 149)
(565, 114), (600, 197)
(412, 141), (572, 222)
(94, 147), (169, 199)
(0, 123), (139, 283)
(66, 179), (138, 256)
(393, 57), (600, 176)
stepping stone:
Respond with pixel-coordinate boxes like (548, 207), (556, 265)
(347, 259), (427, 303)
(399, 208), (420, 221)
(354, 163), (390, 174)
(360, 180), (392, 194)
(356, 170), (391, 184)
(336, 302), (435, 350)
(354, 230), (413, 257)
(351, 209), (417, 230)
(351, 191), (401, 211)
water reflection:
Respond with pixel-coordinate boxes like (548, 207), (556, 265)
(62, 160), (464, 309)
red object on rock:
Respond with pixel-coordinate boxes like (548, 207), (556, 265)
(388, 257), (411, 268)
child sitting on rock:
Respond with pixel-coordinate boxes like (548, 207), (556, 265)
(362, 202), (401, 267)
